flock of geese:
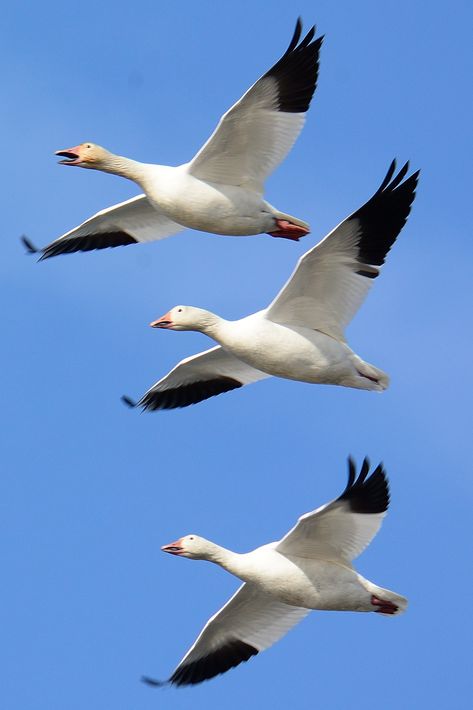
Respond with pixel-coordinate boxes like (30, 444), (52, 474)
(25, 19), (418, 688)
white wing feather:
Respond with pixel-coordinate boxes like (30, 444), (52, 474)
(172, 583), (308, 673)
(137, 346), (270, 410)
(188, 78), (305, 192)
(41, 195), (183, 257)
(266, 218), (373, 341)
(276, 499), (386, 563)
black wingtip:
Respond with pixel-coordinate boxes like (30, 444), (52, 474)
(377, 160), (397, 192)
(265, 18), (322, 114)
(21, 235), (40, 255)
(346, 456), (357, 490)
(141, 675), (168, 688)
(121, 395), (137, 409)
(285, 18), (303, 54)
(350, 159), (420, 269)
(137, 377), (243, 412)
(168, 639), (259, 686)
(339, 458), (389, 514)
(359, 456), (371, 482)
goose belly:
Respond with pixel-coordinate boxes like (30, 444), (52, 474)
(222, 320), (353, 384)
(281, 559), (372, 611)
(144, 170), (273, 235)
(245, 554), (371, 611)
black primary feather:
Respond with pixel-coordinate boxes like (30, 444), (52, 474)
(21, 235), (40, 254)
(339, 457), (390, 514)
(350, 160), (420, 274)
(171, 640), (258, 687)
(39, 231), (138, 259)
(263, 19), (324, 113)
(137, 377), (243, 411)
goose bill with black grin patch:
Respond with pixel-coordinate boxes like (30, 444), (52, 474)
(150, 316), (173, 329)
(55, 149), (81, 165)
(162, 542), (184, 555)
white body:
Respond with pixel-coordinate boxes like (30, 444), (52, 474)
(217, 543), (398, 612)
(209, 312), (386, 390)
(137, 164), (279, 236)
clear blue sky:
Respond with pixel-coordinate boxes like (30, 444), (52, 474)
(2, 1), (472, 708)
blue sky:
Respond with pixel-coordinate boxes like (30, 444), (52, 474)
(2, 1), (472, 708)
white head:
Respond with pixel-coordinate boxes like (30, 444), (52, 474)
(150, 305), (216, 332)
(55, 142), (113, 169)
(161, 534), (214, 560)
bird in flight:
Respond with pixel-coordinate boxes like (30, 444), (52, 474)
(123, 160), (419, 412)
(23, 19), (322, 259)
(143, 458), (406, 687)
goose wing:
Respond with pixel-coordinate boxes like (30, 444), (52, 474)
(144, 583), (308, 687)
(276, 458), (390, 563)
(125, 346), (269, 411)
(266, 162), (419, 340)
(188, 19), (323, 192)
(24, 195), (183, 259)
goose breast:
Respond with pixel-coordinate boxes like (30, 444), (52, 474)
(142, 165), (274, 235)
(217, 316), (352, 382)
(239, 547), (371, 611)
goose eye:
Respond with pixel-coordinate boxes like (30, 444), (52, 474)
(178, 308), (183, 313)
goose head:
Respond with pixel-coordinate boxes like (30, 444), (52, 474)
(161, 534), (213, 560)
(55, 142), (112, 169)
(150, 305), (216, 332)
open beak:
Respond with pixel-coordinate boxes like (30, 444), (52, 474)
(161, 539), (184, 555)
(150, 311), (173, 329)
(55, 145), (82, 165)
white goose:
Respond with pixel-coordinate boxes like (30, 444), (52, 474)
(123, 161), (419, 411)
(23, 20), (323, 260)
(144, 458), (406, 687)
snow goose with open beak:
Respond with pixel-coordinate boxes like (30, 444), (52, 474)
(22, 19), (322, 259)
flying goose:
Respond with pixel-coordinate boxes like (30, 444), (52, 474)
(143, 458), (406, 687)
(23, 19), (322, 260)
(123, 160), (419, 411)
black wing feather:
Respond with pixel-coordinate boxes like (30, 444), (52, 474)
(171, 639), (258, 687)
(351, 161), (420, 273)
(339, 457), (389, 514)
(136, 377), (243, 412)
(263, 19), (324, 113)
(141, 639), (258, 688)
(39, 231), (138, 259)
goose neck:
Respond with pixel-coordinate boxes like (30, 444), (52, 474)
(198, 312), (226, 339)
(207, 544), (246, 578)
(100, 154), (148, 183)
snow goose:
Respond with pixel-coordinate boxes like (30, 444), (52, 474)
(123, 160), (419, 411)
(23, 19), (323, 260)
(143, 458), (406, 687)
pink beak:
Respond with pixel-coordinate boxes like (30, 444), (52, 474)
(161, 539), (184, 555)
(150, 311), (173, 328)
(55, 145), (82, 165)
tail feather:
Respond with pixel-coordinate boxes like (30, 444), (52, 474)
(352, 356), (390, 391)
(274, 210), (310, 229)
(365, 581), (408, 616)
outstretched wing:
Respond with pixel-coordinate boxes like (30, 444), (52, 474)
(143, 583), (308, 687)
(276, 458), (390, 563)
(188, 19), (323, 192)
(266, 161), (419, 339)
(25, 195), (183, 259)
(125, 346), (270, 411)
